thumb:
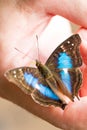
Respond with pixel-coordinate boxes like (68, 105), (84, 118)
(42, 1), (87, 28)
(79, 28), (87, 65)
(78, 28), (87, 97)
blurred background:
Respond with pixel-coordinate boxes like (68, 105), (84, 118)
(0, 18), (79, 130)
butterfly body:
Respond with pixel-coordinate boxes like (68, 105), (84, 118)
(5, 34), (82, 109)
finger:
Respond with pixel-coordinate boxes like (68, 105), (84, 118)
(63, 96), (87, 130)
(39, 15), (72, 63)
(39, 0), (87, 28)
(78, 28), (87, 65)
(78, 28), (87, 96)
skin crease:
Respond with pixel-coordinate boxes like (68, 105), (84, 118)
(1, 0), (87, 130)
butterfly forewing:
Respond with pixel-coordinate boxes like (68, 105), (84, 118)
(5, 67), (38, 94)
(5, 67), (63, 107)
(46, 34), (82, 69)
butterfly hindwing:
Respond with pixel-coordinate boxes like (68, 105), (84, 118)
(54, 68), (82, 98)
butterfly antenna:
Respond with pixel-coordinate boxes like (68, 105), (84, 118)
(15, 48), (25, 55)
(36, 35), (40, 61)
(14, 47), (36, 66)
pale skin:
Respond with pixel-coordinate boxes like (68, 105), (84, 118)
(0, 1), (87, 130)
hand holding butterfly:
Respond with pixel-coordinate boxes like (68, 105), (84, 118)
(0, 1), (87, 130)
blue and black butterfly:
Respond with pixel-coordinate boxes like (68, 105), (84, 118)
(5, 34), (82, 109)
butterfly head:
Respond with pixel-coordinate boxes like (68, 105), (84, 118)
(36, 60), (46, 76)
(36, 60), (41, 68)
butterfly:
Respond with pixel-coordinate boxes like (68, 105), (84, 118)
(5, 34), (82, 109)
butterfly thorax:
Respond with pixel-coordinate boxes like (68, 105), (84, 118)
(36, 60), (53, 79)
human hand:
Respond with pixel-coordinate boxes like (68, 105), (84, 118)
(0, 1), (87, 130)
